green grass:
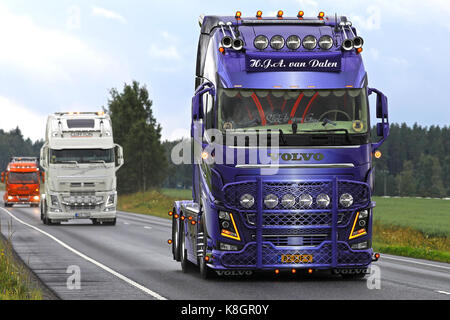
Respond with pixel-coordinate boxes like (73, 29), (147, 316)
(118, 188), (191, 219)
(373, 197), (450, 237)
(0, 239), (43, 300)
(372, 197), (450, 263)
(118, 190), (450, 263)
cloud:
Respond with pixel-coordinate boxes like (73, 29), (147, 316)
(92, 6), (127, 24)
(66, 5), (81, 30)
(0, 4), (122, 83)
(352, 6), (381, 31)
(0, 96), (46, 141)
(148, 32), (182, 61)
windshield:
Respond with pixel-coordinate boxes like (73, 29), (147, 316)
(50, 149), (115, 164)
(218, 88), (368, 134)
(9, 172), (39, 184)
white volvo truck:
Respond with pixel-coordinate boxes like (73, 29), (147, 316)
(40, 112), (124, 225)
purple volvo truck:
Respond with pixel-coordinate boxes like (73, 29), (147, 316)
(170, 11), (389, 279)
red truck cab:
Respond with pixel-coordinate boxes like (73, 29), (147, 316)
(2, 157), (42, 208)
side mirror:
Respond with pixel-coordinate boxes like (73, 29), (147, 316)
(192, 82), (215, 121)
(369, 87), (390, 151)
(115, 144), (124, 171)
(40, 144), (48, 170)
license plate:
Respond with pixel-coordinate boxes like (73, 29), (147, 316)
(75, 213), (90, 219)
(19, 198), (28, 201)
(280, 254), (313, 264)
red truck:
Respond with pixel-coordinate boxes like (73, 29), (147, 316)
(2, 157), (42, 207)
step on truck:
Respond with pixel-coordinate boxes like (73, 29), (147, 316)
(40, 112), (124, 225)
(2, 157), (42, 207)
(170, 11), (389, 278)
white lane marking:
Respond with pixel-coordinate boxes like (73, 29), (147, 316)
(123, 222), (130, 225)
(381, 255), (450, 271)
(0, 208), (167, 300)
(144, 226), (152, 230)
(436, 290), (450, 295)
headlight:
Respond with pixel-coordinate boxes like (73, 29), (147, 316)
(50, 195), (59, 207)
(318, 35), (333, 50)
(316, 193), (330, 208)
(264, 194), (279, 209)
(299, 194), (313, 208)
(270, 35), (285, 50)
(302, 35), (317, 50)
(106, 194), (116, 207)
(281, 194), (296, 208)
(339, 193), (354, 208)
(254, 35), (269, 50)
(286, 35), (301, 50)
(240, 194), (255, 209)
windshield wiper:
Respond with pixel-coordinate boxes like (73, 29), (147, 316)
(88, 160), (107, 167)
(58, 160), (80, 167)
(298, 129), (351, 142)
(279, 129), (287, 146)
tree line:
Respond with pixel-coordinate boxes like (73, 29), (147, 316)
(1, 80), (448, 197)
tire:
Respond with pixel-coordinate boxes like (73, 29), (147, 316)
(199, 219), (215, 280)
(180, 221), (195, 273)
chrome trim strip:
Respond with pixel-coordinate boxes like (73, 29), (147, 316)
(235, 163), (355, 169)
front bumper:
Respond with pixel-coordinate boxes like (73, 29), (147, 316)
(5, 195), (40, 204)
(47, 209), (116, 220)
(208, 177), (373, 270)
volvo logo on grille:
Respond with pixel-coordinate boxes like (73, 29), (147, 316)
(269, 153), (324, 162)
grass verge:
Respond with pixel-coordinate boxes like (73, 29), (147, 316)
(118, 188), (191, 220)
(0, 236), (43, 300)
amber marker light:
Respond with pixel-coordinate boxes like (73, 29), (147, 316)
(308, 268), (313, 274)
(374, 150), (382, 159)
(318, 11), (325, 19)
(181, 216), (185, 221)
(168, 239), (173, 244)
(277, 10), (284, 18)
(291, 269), (297, 274)
(174, 214), (179, 219)
(235, 11), (242, 19)
(191, 221), (196, 225)
(219, 47), (225, 54)
(275, 269), (280, 274)
(205, 256), (210, 262)
(256, 10), (262, 19)
(297, 11), (304, 18)
(356, 47), (363, 54)
(201, 151), (209, 160)
(168, 211), (173, 216)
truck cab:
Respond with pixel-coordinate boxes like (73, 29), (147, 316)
(171, 11), (389, 278)
(40, 112), (124, 225)
(2, 157), (41, 207)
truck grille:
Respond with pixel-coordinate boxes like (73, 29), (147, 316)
(245, 211), (350, 227)
(223, 180), (370, 211)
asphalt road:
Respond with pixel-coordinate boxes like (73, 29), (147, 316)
(0, 203), (449, 300)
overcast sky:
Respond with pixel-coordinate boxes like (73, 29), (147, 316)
(0, 0), (449, 142)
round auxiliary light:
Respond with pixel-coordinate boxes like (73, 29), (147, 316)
(339, 193), (354, 208)
(299, 194), (313, 208)
(281, 194), (296, 209)
(302, 35), (317, 50)
(270, 35), (285, 50)
(318, 35), (333, 50)
(316, 193), (331, 208)
(240, 194), (255, 209)
(286, 35), (301, 50)
(264, 194), (279, 209)
(254, 35), (269, 50)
